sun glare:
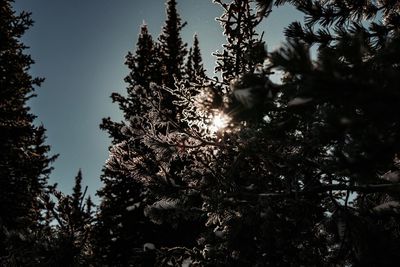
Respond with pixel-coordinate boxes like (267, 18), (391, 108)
(210, 112), (230, 133)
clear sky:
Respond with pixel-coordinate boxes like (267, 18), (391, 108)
(12, 0), (303, 202)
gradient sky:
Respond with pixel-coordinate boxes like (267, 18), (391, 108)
(12, 0), (303, 202)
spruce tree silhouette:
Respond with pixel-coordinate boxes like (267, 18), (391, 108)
(265, 0), (400, 265)
(95, 3), (203, 262)
(42, 170), (94, 266)
(159, 0), (187, 89)
(158, 0), (188, 119)
(93, 0), (400, 266)
(95, 23), (162, 266)
(0, 1), (56, 264)
(185, 34), (206, 83)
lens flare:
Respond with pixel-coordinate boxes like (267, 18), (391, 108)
(210, 112), (230, 133)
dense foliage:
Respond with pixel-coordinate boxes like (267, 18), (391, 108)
(1, 2), (94, 265)
(3, 0), (400, 266)
(95, 0), (202, 265)
(97, 0), (400, 266)
(0, 1), (56, 264)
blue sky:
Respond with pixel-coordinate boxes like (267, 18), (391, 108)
(13, 0), (303, 202)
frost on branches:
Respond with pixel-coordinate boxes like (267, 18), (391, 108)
(97, 0), (400, 266)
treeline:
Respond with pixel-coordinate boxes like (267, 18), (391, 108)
(2, 0), (400, 266)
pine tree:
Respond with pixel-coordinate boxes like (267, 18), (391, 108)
(125, 23), (162, 89)
(0, 1), (56, 264)
(159, 0), (187, 89)
(95, 0), (400, 265)
(95, 18), (196, 265)
(185, 47), (194, 81)
(95, 23), (163, 266)
(176, 2), (323, 265)
(203, 0), (400, 265)
(42, 170), (94, 266)
(191, 34), (205, 78)
(95, 2), (209, 265)
(91, 2), (271, 264)
(100, 23), (161, 145)
(157, 0), (188, 119)
(213, 0), (266, 81)
(264, 0), (400, 265)
(185, 34), (206, 83)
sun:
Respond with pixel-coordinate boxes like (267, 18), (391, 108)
(210, 112), (230, 133)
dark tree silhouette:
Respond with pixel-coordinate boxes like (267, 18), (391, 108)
(94, 1), (209, 265)
(85, 0), (400, 265)
(213, 0), (266, 81)
(100, 23), (162, 145)
(95, 5), (194, 263)
(157, 0), (188, 119)
(95, 0), (400, 265)
(185, 34), (206, 83)
(42, 170), (94, 266)
(264, 0), (400, 265)
(0, 1), (56, 264)
(185, 46), (194, 79)
(159, 0), (187, 89)
(95, 23), (163, 266)
(191, 34), (206, 78)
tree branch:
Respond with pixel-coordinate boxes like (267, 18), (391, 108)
(227, 183), (400, 200)
(305, 183), (400, 194)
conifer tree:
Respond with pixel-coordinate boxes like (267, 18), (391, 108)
(41, 170), (94, 266)
(263, 0), (400, 265)
(185, 47), (195, 81)
(192, 35), (205, 78)
(174, 2), (321, 265)
(199, 0), (400, 265)
(100, 23), (161, 145)
(95, 0), (400, 266)
(159, 0), (187, 89)
(0, 1), (55, 264)
(95, 23), (163, 266)
(95, 16), (198, 265)
(213, 0), (266, 81)
(157, 0), (188, 119)
(95, 2), (208, 265)
(185, 34), (206, 83)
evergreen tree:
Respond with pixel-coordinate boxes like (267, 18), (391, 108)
(168, 2), (322, 265)
(100, 23), (161, 145)
(125, 23), (162, 89)
(263, 0), (400, 265)
(185, 47), (194, 79)
(196, 0), (400, 265)
(95, 2), (208, 265)
(41, 170), (94, 266)
(159, 0), (187, 89)
(158, 0), (188, 119)
(95, 0), (400, 266)
(191, 34), (206, 78)
(213, 0), (266, 81)
(95, 17), (196, 265)
(0, 1), (56, 264)
(185, 34), (206, 83)
(95, 23), (163, 266)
